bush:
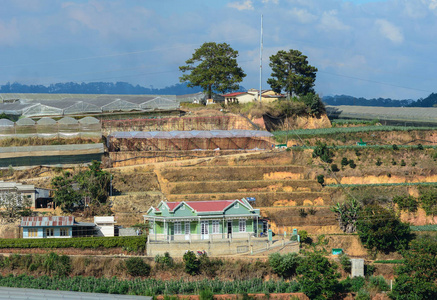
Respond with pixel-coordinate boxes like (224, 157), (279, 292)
(356, 205), (412, 253)
(341, 157), (349, 167)
(268, 253), (300, 278)
(331, 164), (339, 172)
(392, 144), (399, 150)
(312, 142), (334, 163)
(317, 174), (325, 186)
(393, 195), (418, 213)
(349, 159), (356, 169)
(199, 289), (214, 300)
(125, 257), (151, 277)
(391, 158), (397, 165)
(183, 251), (200, 275)
(400, 159), (406, 166)
(375, 158), (382, 166)
(339, 253), (351, 273)
(298, 230), (310, 244)
(368, 276), (389, 292)
(417, 144), (424, 150)
(155, 252), (174, 269)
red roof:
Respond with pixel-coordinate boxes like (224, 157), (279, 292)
(222, 92), (246, 97)
(21, 216), (75, 227)
(165, 200), (246, 213)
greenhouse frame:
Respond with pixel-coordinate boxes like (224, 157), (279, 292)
(107, 130), (274, 151)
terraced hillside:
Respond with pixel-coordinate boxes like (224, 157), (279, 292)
(154, 151), (338, 233)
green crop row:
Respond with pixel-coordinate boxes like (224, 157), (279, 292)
(374, 260), (404, 264)
(273, 125), (435, 139)
(0, 236), (147, 252)
(0, 275), (300, 296)
(326, 182), (437, 188)
(410, 225), (437, 231)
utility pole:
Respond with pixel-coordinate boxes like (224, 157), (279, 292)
(259, 14), (263, 103)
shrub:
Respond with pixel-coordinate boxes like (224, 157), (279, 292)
(155, 252), (174, 269)
(400, 159), (406, 166)
(268, 253), (300, 278)
(183, 251), (200, 275)
(391, 158), (397, 165)
(368, 275), (389, 292)
(331, 164), (339, 172)
(317, 174), (325, 186)
(199, 289), (214, 300)
(125, 257), (151, 277)
(417, 144), (424, 150)
(392, 144), (399, 150)
(339, 253), (351, 273)
(419, 189), (437, 216)
(298, 230), (310, 244)
(299, 208), (308, 218)
(312, 141), (334, 163)
(349, 159), (356, 169)
(375, 158), (382, 166)
(341, 157), (349, 167)
(393, 195), (418, 213)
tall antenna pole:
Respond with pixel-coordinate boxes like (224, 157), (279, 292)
(259, 14), (263, 102)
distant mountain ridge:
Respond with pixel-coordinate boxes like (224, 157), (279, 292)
(322, 95), (414, 107)
(2, 82), (437, 107)
(0, 82), (204, 95)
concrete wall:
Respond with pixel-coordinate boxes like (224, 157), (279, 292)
(147, 238), (274, 257)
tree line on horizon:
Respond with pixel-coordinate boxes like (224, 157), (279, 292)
(323, 93), (437, 108)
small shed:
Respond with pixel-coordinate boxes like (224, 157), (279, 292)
(21, 216), (95, 238)
(94, 216), (116, 237)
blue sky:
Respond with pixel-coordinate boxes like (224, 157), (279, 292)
(1, 0), (437, 99)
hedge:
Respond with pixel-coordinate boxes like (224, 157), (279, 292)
(0, 236), (147, 252)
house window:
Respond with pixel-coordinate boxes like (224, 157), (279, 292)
(212, 220), (220, 234)
(60, 228), (69, 236)
(45, 228), (54, 237)
(174, 222), (182, 235)
(239, 219), (246, 232)
(28, 228), (38, 238)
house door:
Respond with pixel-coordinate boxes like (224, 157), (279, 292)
(184, 222), (190, 240)
(201, 221), (209, 240)
(227, 220), (232, 238)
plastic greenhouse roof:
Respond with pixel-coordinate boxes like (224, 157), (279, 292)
(58, 116), (79, 124)
(0, 94), (180, 117)
(36, 117), (57, 125)
(16, 118), (36, 126)
(79, 116), (100, 124)
(0, 119), (14, 127)
(109, 130), (273, 139)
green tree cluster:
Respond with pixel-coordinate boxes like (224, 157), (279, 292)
(356, 205), (412, 254)
(391, 235), (437, 299)
(51, 161), (110, 212)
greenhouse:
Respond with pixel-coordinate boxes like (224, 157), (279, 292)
(0, 117), (101, 139)
(326, 105), (437, 125)
(0, 94), (180, 117)
(107, 130), (274, 151)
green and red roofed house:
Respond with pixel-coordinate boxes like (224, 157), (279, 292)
(144, 198), (266, 242)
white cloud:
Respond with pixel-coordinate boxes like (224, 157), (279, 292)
(288, 8), (317, 24)
(262, 0), (279, 3)
(319, 10), (350, 31)
(228, 0), (254, 10)
(429, 0), (437, 10)
(375, 19), (404, 44)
